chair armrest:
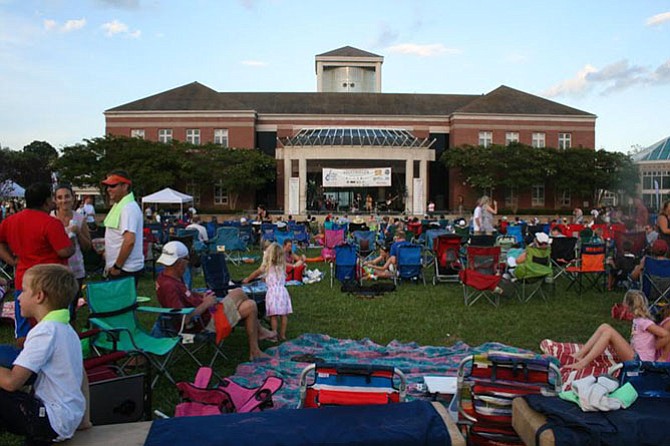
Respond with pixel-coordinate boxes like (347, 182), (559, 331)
(88, 318), (135, 351)
(137, 306), (194, 316)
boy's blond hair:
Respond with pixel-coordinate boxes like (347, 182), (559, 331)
(24, 264), (78, 310)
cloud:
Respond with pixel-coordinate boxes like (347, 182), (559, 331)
(101, 19), (141, 37)
(371, 22), (399, 48)
(62, 18), (86, 32)
(238, 0), (257, 9)
(241, 60), (268, 67)
(43, 19), (57, 31)
(646, 12), (670, 26)
(95, 0), (140, 9)
(43, 18), (86, 32)
(544, 58), (670, 98)
(386, 43), (460, 57)
(543, 64), (598, 97)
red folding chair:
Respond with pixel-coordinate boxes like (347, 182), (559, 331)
(459, 246), (502, 307)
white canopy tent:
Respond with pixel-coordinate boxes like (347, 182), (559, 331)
(0, 180), (25, 198)
(141, 187), (193, 217)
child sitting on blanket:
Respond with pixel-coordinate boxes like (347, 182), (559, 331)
(0, 264), (85, 444)
(566, 290), (670, 370)
(244, 243), (293, 342)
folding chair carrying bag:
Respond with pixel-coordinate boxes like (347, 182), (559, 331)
(89, 373), (151, 425)
(145, 400), (452, 446)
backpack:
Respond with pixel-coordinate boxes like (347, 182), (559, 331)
(175, 367), (283, 417)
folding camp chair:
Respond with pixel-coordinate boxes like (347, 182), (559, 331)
(468, 235), (496, 247)
(423, 228), (448, 270)
(292, 224), (310, 249)
(613, 231), (646, 259)
(433, 234), (462, 284)
(495, 234), (517, 266)
(86, 277), (183, 388)
(459, 246), (502, 307)
(211, 226), (248, 265)
(260, 222), (276, 244)
(550, 236), (578, 282)
(351, 230), (377, 263)
(330, 243), (358, 288)
(199, 252), (265, 317)
(455, 351), (561, 445)
(297, 362), (407, 408)
(641, 257), (670, 308)
(322, 228), (345, 262)
(566, 243), (607, 295)
(395, 243), (425, 285)
(506, 225), (525, 246)
(513, 245), (553, 303)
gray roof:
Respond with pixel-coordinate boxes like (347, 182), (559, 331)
(632, 136), (670, 162)
(316, 46), (382, 58)
(106, 82), (595, 118)
(455, 86), (595, 116)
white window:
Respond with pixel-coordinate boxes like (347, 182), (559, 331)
(158, 129), (172, 143)
(559, 188), (571, 207)
(214, 129), (229, 146)
(504, 187), (518, 208)
(532, 132), (546, 148)
(186, 129), (201, 145)
(130, 129), (145, 139)
(532, 183), (545, 207)
(478, 131), (493, 148)
(558, 133), (572, 150)
(185, 182), (200, 205)
(214, 180), (229, 205)
(505, 132), (519, 145)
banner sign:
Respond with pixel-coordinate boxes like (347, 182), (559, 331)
(322, 168), (392, 188)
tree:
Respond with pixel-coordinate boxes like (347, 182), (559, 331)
(442, 143), (638, 209)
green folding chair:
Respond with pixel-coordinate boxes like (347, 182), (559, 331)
(86, 277), (187, 388)
(514, 245), (553, 303)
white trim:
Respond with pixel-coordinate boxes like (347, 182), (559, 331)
(107, 121), (253, 128)
(105, 111), (257, 118)
(451, 113), (597, 121)
(256, 124), (278, 131)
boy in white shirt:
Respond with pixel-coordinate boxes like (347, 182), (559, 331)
(0, 264), (85, 445)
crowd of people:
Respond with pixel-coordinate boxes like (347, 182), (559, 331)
(0, 175), (668, 443)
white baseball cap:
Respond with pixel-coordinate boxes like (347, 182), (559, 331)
(157, 241), (189, 266)
(535, 232), (552, 245)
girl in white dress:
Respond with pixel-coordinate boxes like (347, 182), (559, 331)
(261, 243), (293, 341)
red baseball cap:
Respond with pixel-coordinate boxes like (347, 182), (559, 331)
(101, 173), (132, 186)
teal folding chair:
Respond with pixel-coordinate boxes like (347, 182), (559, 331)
(86, 277), (186, 388)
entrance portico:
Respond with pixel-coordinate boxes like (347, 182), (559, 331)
(276, 128), (435, 215)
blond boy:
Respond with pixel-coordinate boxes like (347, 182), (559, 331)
(0, 264), (85, 444)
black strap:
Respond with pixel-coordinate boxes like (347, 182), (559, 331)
(89, 302), (138, 319)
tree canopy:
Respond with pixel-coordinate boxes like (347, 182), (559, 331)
(0, 141), (58, 187)
(54, 135), (276, 208)
(442, 144), (639, 205)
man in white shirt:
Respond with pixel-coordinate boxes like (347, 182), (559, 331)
(102, 170), (144, 287)
(186, 215), (209, 243)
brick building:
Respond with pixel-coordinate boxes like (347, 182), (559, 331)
(104, 46), (596, 214)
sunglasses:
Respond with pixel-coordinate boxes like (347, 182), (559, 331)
(106, 183), (122, 189)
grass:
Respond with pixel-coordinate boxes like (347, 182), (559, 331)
(0, 254), (630, 444)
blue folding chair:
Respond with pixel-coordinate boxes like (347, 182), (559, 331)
(330, 243), (358, 288)
(395, 243), (425, 285)
(211, 226), (248, 264)
(506, 225), (525, 247)
(642, 257), (670, 308)
(351, 230), (377, 263)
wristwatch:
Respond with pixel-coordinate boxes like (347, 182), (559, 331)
(112, 264), (123, 271)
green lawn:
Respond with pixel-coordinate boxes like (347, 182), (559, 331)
(0, 257), (630, 444)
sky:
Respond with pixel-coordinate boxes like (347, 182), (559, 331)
(1, 0), (669, 153)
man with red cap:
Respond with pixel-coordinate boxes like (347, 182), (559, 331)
(101, 170), (144, 286)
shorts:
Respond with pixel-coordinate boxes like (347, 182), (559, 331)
(204, 296), (241, 334)
(14, 290), (31, 339)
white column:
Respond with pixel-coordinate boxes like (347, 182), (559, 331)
(298, 157), (307, 215)
(283, 156), (291, 213)
(420, 159), (428, 209)
(405, 158), (414, 215)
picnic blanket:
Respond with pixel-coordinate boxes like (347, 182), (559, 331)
(229, 333), (535, 409)
(540, 339), (620, 391)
